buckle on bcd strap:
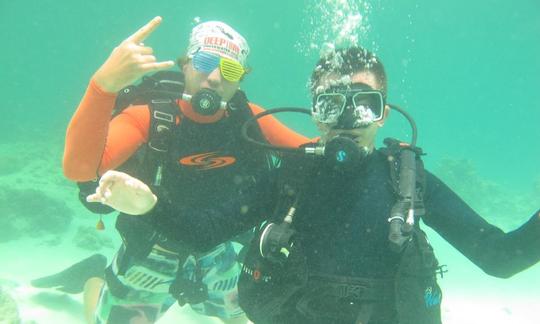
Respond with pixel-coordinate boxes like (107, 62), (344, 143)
(148, 99), (176, 153)
(169, 275), (208, 306)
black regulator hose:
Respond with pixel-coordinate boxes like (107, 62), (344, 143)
(388, 103), (417, 147)
(241, 107), (312, 153)
(242, 105), (417, 151)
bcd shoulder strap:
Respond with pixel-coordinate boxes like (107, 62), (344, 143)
(144, 98), (180, 187)
(227, 90), (268, 143)
(227, 90), (278, 171)
(113, 70), (185, 115)
(381, 137), (426, 217)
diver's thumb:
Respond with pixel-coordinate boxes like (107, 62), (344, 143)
(86, 193), (102, 203)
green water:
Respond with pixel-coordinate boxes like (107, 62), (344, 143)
(1, 0), (539, 323)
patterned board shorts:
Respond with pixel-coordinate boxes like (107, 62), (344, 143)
(95, 241), (244, 323)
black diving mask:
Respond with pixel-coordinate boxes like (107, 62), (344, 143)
(312, 83), (385, 129)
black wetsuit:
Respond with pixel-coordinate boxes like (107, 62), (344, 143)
(138, 107), (275, 252)
(239, 149), (540, 324)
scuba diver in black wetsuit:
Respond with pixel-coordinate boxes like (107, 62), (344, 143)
(236, 46), (540, 324)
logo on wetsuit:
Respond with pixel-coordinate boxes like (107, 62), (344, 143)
(242, 264), (272, 283)
(423, 286), (442, 307)
(179, 152), (236, 170)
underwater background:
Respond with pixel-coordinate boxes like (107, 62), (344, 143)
(1, 0), (539, 323)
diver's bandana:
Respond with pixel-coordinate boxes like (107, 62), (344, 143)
(312, 83), (385, 129)
(192, 51), (245, 82)
(187, 21), (250, 66)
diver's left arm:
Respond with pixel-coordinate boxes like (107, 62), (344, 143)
(422, 171), (540, 278)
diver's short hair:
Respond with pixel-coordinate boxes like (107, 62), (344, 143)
(310, 47), (387, 97)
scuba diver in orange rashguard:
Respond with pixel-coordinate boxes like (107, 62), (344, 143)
(48, 17), (308, 324)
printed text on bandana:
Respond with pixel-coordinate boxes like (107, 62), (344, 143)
(203, 37), (240, 57)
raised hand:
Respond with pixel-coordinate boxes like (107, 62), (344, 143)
(92, 16), (175, 93)
(86, 170), (158, 215)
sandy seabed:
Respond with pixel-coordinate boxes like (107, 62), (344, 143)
(2, 210), (539, 323)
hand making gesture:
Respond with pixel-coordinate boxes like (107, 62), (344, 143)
(86, 170), (157, 215)
(93, 16), (175, 93)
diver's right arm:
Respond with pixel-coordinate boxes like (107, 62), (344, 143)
(63, 16), (174, 181)
(86, 169), (276, 251)
(63, 82), (150, 181)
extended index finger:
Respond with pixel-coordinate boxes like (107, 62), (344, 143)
(126, 16), (162, 44)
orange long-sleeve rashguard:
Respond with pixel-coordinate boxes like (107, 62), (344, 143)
(63, 79), (309, 182)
